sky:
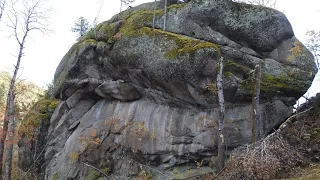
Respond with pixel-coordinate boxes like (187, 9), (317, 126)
(0, 0), (319, 98)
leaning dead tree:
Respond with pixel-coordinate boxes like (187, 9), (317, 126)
(0, 0), (50, 179)
(217, 57), (225, 172)
(251, 63), (261, 145)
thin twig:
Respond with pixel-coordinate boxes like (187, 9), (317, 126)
(216, 165), (227, 177)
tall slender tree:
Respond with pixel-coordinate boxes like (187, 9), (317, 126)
(251, 63), (261, 145)
(217, 57), (225, 172)
(0, 0), (50, 179)
(152, 0), (157, 30)
(163, 0), (167, 30)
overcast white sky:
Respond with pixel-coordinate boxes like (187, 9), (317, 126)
(0, 0), (319, 97)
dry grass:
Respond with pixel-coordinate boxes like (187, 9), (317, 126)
(216, 94), (320, 180)
(218, 134), (304, 180)
(282, 164), (320, 180)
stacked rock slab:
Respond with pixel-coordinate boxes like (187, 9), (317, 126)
(45, 0), (317, 179)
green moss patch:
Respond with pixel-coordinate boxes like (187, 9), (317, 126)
(168, 3), (187, 10)
(83, 23), (117, 42)
(85, 170), (100, 180)
(119, 10), (164, 37)
(85, 168), (109, 180)
(241, 74), (310, 97)
(139, 27), (220, 59)
(225, 60), (251, 72)
(19, 98), (59, 138)
(224, 71), (232, 77)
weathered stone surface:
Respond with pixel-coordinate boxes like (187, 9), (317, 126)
(41, 0), (318, 179)
(95, 80), (141, 101)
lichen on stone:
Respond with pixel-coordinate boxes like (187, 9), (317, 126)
(167, 3), (187, 10)
(138, 27), (220, 59)
(53, 39), (98, 95)
(241, 74), (310, 97)
(119, 9), (164, 37)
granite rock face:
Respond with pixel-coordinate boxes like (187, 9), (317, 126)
(44, 0), (317, 179)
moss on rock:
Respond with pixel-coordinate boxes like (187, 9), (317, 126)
(139, 27), (220, 59)
(85, 170), (100, 180)
(85, 168), (109, 180)
(167, 3), (187, 10)
(119, 9), (164, 37)
(241, 74), (310, 97)
(19, 98), (59, 138)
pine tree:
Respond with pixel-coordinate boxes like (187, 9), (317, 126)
(71, 17), (90, 37)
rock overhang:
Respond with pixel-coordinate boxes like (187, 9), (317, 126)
(53, 0), (317, 104)
(47, 0), (318, 179)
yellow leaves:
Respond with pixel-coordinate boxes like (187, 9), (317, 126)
(288, 40), (303, 61)
(90, 128), (97, 137)
(68, 151), (79, 163)
(136, 170), (152, 180)
(78, 128), (102, 146)
(205, 83), (218, 95)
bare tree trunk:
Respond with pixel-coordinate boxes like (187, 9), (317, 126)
(2, 0), (45, 176)
(4, 42), (25, 180)
(120, 0), (123, 12)
(217, 57), (225, 172)
(163, 0), (167, 31)
(0, 0), (5, 21)
(4, 109), (15, 180)
(152, 0), (157, 30)
(251, 63), (261, 145)
(0, 96), (11, 180)
(0, 42), (24, 179)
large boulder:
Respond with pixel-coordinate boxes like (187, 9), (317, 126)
(45, 0), (317, 179)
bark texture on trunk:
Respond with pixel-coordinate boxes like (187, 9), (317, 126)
(152, 0), (156, 29)
(163, 0), (167, 30)
(217, 57), (225, 172)
(2, 35), (26, 180)
(252, 63), (261, 145)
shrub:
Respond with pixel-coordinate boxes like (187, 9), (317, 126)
(219, 134), (304, 180)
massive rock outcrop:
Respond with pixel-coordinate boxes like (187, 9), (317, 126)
(43, 0), (317, 179)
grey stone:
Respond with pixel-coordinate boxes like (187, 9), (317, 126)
(37, 0), (318, 179)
